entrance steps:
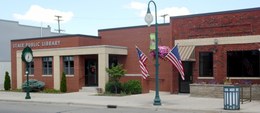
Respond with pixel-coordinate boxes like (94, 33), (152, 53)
(79, 87), (100, 93)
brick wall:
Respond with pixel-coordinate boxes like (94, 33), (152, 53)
(171, 8), (260, 39)
(171, 8), (260, 85)
(99, 24), (178, 92)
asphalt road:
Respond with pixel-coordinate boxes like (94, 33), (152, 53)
(0, 101), (193, 113)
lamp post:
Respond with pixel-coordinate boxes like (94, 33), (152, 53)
(22, 46), (33, 99)
(144, 0), (161, 106)
(25, 64), (31, 99)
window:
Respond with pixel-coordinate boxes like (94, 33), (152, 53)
(227, 50), (259, 77)
(42, 57), (53, 75)
(199, 52), (213, 77)
(63, 56), (74, 75)
(28, 61), (34, 75)
(109, 55), (118, 68)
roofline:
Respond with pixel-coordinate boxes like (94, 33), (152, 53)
(98, 23), (170, 32)
(171, 7), (260, 19)
(11, 34), (100, 42)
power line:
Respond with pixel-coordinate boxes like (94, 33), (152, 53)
(54, 15), (64, 33)
(160, 14), (169, 23)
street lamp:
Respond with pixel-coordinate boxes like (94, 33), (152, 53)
(145, 0), (161, 106)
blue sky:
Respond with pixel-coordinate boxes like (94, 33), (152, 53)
(1, 0), (260, 36)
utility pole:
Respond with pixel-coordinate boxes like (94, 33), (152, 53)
(160, 14), (168, 23)
(55, 15), (64, 33)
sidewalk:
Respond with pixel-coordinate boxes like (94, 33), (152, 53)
(0, 91), (259, 113)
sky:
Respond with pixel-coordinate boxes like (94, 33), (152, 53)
(1, 0), (260, 36)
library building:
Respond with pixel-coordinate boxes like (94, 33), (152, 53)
(11, 7), (260, 94)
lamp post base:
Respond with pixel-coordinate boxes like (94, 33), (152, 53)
(25, 95), (31, 99)
(153, 98), (161, 105)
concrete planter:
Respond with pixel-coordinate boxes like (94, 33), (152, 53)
(190, 84), (260, 100)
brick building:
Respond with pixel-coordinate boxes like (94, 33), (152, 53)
(11, 8), (260, 93)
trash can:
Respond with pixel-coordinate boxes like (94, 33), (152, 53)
(223, 86), (240, 110)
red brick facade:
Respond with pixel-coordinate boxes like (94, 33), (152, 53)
(171, 8), (260, 85)
(11, 8), (260, 93)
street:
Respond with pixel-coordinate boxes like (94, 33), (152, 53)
(0, 101), (192, 113)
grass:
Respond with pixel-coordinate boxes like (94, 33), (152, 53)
(96, 92), (128, 96)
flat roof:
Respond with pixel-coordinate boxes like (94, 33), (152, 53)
(171, 7), (260, 19)
(11, 34), (100, 42)
(98, 23), (170, 32)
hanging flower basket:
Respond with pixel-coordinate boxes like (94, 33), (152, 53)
(150, 46), (170, 60)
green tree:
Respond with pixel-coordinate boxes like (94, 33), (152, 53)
(60, 72), (67, 92)
(106, 64), (126, 94)
(106, 64), (126, 82)
(4, 71), (11, 90)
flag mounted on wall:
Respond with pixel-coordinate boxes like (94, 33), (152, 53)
(136, 46), (149, 79)
(165, 45), (185, 80)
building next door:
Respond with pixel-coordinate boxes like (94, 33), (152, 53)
(85, 59), (98, 86)
(179, 61), (193, 93)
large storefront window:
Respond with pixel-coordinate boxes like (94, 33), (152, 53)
(28, 61), (34, 75)
(227, 50), (259, 77)
(199, 52), (213, 77)
(63, 56), (74, 75)
(42, 57), (53, 75)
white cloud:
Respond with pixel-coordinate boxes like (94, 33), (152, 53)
(127, 1), (190, 23)
(158, 7), (190, 22)
(127, 1), (146, 10)
(13, 5), (73, 23)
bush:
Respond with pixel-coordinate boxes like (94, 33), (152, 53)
(60, 72), (67, 92)
(4, 71), (11, 91)
(22, 79), (45, 92)
(105, 81), (122, 94)
(106, 64), (126, 82)
(122, 80), (142, 94)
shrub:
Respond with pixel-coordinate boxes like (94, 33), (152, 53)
(60, 72), (67, 92)
(4, 71), (11, 91)
(122, 80), (142, 94)
(106, 64), (126, 82)
(22, 79), (45, 92)
(105, 81), (122, 94)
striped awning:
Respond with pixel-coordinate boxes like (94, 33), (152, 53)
(178, 45), (195, 61)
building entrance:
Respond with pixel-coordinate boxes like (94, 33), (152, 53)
(85, 59), (98, 86)
(179, 61), (193, 93)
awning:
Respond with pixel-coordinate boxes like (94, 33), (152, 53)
(178, 45), (195, 61)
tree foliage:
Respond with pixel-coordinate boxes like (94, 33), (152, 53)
(4, 71), (11, 90)
(106, 64), (126, 82)
(60, 72), (67, 92)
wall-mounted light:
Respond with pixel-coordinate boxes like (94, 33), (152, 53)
(213, 39), (218, 53)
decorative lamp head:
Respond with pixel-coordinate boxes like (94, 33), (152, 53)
(145, 7), (153, 27)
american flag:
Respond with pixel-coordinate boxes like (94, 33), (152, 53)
(165, 45), (185, 80)
(136, 46), (149, 79)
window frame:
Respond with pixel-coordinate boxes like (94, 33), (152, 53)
(199, 52), (213, 77)
(63, 56), (74, 75)
(42, 57), (53, 75)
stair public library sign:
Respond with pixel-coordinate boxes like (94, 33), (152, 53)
(12, 40), (61, 48)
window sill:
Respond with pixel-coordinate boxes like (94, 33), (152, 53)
(66, 75), (74, 77)
(198, 77), (214, 79)
(42, 75), (52, 77)
(24, 75), (34, 77)
(227, 77), (260, 80)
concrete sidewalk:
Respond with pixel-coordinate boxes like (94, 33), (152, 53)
(0, 91), (259, 113)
